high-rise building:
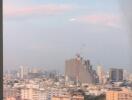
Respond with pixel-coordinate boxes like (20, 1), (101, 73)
(97, 65), (106, 84)
(128, 74), (132, 82)
(109, 68), (123, 82)
(19, 66), (29, 79)
(123, 70), (130, 81)
(65, 55), (96, 84)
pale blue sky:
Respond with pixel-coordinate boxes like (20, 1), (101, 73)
(3, 0), (131, 72)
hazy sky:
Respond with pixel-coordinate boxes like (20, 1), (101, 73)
(3, 0), (131, 72)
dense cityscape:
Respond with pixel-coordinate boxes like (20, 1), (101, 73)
(4, 0), (132, 100)
(4, 55), (132, 100)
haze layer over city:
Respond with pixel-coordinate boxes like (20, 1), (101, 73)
(3, 0), (131, 72)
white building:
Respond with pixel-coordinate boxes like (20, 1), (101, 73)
(97, 65), (106, 84)
(19, 66), (29, 79)
(20, 83), (69, 100)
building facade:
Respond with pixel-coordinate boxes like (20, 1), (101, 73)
(52, 95), (84, 100)
(65, 55), (96, 84)
(109, 68), (123, 82)
(106, 89), (132, 100)
(97, 65), (106, 84)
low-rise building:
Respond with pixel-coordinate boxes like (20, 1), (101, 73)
(52, 95), (84, 100)
(5, 97), (16, 100)
(106, 89), (132, 100)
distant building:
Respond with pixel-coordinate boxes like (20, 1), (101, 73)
(109, 68), (123, 82)
(123, 70), (129, 80)
(19, 66), (29, 79)
(5, 97), (16, 100)
(128, 74), (132, 82)
(65, 55), (96, 84)
(52, 95), (70, 100)
(106, 89), (132, 100)
(31, 67), (41, 73)
(52, 95), (84, 100)
(97, 65), (106, 84)
(4, 70), (12, 80)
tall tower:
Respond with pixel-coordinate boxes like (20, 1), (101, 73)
(75, 54), (81, 86)
(65, 55), (96, 84)
(97, 65), (106, 84)
(20, 66), (29, 79)
(123, 70), (129, 80)
(109, 68), (123, 82)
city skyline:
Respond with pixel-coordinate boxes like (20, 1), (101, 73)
(3, 0), (131, 72)
(3, 55), (132, 100)
(4, 55), (131, 77)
